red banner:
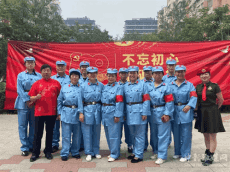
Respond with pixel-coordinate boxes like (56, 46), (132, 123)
(4, 40), (230, 109)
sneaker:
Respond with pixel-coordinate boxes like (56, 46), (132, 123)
(150, 154), (158, 160)
(95, 154), (101, 159)
(201, 154), (209, 162)
(155, 158), (165, 164)
(61, 156), (68, 161)
(86, 155), (92, 162)
(173, 155), (180, 159)
(21, 151), (29, 156)
(180, 157), (188, 162)
(107, 155), (111, 158)
(108, 157), (115, 162)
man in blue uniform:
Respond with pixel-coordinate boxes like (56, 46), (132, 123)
(78, 61), (90, 151)
(169, 65), (197, 162)
(118, 67), (133, 153)
(141, 66), (154, 151)
(15, 57), (42, 156)
(162, 59), (177, 148)
(51, 60), (70, 153)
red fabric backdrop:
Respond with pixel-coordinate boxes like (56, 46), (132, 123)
(4, 40), (230, 109)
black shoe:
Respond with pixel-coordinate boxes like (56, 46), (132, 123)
(202, 153), (214, 166)
(131, 158), (143, 163)
(79, 147), (84, 152)
(72, 154), (81, 159)
(201, 149), (210, 162)
(30, 155), (39, 162)
(45, 152), (53, 160)
(52, 146), (59, 153)
(21, 151), (29, 156)
(61, 156), (68, 161)
(29, 148), (33, 153)
(128, 147), (133, 153)
(127, 154), (135, 160)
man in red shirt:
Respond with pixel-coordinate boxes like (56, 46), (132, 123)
(28, 64), (61, 162)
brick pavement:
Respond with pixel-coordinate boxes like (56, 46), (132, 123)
(0, 114), (229, 172)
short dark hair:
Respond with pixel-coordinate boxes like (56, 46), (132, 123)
(69, 71), (81, 78)
(40, 64), (52, 72)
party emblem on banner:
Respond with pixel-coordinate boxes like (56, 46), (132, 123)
(69, 52), (109, 82)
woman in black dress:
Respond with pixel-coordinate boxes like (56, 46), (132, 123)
(194, 68), (225, 166)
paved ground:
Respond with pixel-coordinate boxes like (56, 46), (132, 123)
(0, 114), (230, 172)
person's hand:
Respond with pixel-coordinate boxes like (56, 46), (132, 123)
(114, 117), (120, 123)
(182, 105), (191, 113)
(36, 94), (42, 100)
(142, 115), (147, 121)
(26, 101), (33, 108)
(56, 115), (60, 120)
(79, 113), (84, 122)
(161, 115), (170, 123)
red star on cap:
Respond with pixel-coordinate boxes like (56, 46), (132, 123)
(202, 69), (206, 72)
(156, 66), (158, 69)
(92, 67), (94, 69)
(132, 66), (134, 68)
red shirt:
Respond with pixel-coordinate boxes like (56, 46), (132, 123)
(28, 78), (61, 117)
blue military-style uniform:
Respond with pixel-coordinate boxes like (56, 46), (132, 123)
(101, 68), (124, 160)
(124, 66), (150, 160)
(78, 61), (90, 150)
(81, 67), (104, 156)
(141, 66), (154, 151)
(147, 66), (174, 160)
(163, 59), (177, 147)
(57, 69), (83, 158)
(169, 65), (197, 160)
(118, 67), (133, 150)
(14, 57), (42, 152)
(51, 60), (70, 150)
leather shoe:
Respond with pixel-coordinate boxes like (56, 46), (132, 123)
(52, 146), (59, 153)
(127, 154), (135, 160)
(21, 151), (29, 156)
(131, 158), (143, 163)
(30, 155), (39, 162)
(61, 156), (68, 161)
(45, 152), (53, 160)
(72, 154), (81, 159)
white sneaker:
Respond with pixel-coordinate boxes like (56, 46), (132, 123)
(86, 155), (92, 161)
(108, 157), (115, 162)
(173, 155), (180, 159)
(150, 154), (158, 160)
(155, 158), (165, 164)
(180, 157), (188, 162)
(107, 155), (111, 158)
(95, 154), (101, 159)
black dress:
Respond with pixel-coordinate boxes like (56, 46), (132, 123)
(194, 81), (225, 133)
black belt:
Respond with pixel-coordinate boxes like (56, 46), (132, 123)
(152, 104), (165, 108)
(84, 101), (101, 106)
(102, 103), (115, 106)
(64, 105), (78, 109)
(126, 102), (142, 106)
(24, 90), (30, 92)
(175, 103), (187, 106)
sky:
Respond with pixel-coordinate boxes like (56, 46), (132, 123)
(58, 0), (168, 39)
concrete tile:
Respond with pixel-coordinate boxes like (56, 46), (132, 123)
(178, 168), (212, 172)
(78, 168), (111, 172)
(210, 168), (230, 172)
(111, 167), (146, 172)
(189, 162), (225, 168)
(146, 167), (179, 172)
(10, 170), (44, 172)
(159, 160), (192, 168)
(95, 158), (127, 168)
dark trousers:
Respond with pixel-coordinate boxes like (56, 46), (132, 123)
(32, 115), (57, 156)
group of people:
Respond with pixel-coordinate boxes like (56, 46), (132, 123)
(15, 56), (225, 166)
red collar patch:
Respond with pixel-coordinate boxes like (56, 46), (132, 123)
(88, 82), (90, 85)
(185, 81), (187, 84)
(136, 80), (138, 84)
(112, 83), (115, 87)
(97, 82), (99, 85)
(163, 83), (166, 85)
(68, 84), (70, 87)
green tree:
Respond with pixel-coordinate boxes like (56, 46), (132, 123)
(180, 5), (230, 41)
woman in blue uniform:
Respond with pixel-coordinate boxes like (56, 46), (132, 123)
(57, 68), (83, 161)
(101, 68), (124, 162)
(124, 66), (150, 163)
(147, 66), (174, 164)
(80, 67), (104, 162)
(170, 65), (197, 162)
(15, 56), (42, 156)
